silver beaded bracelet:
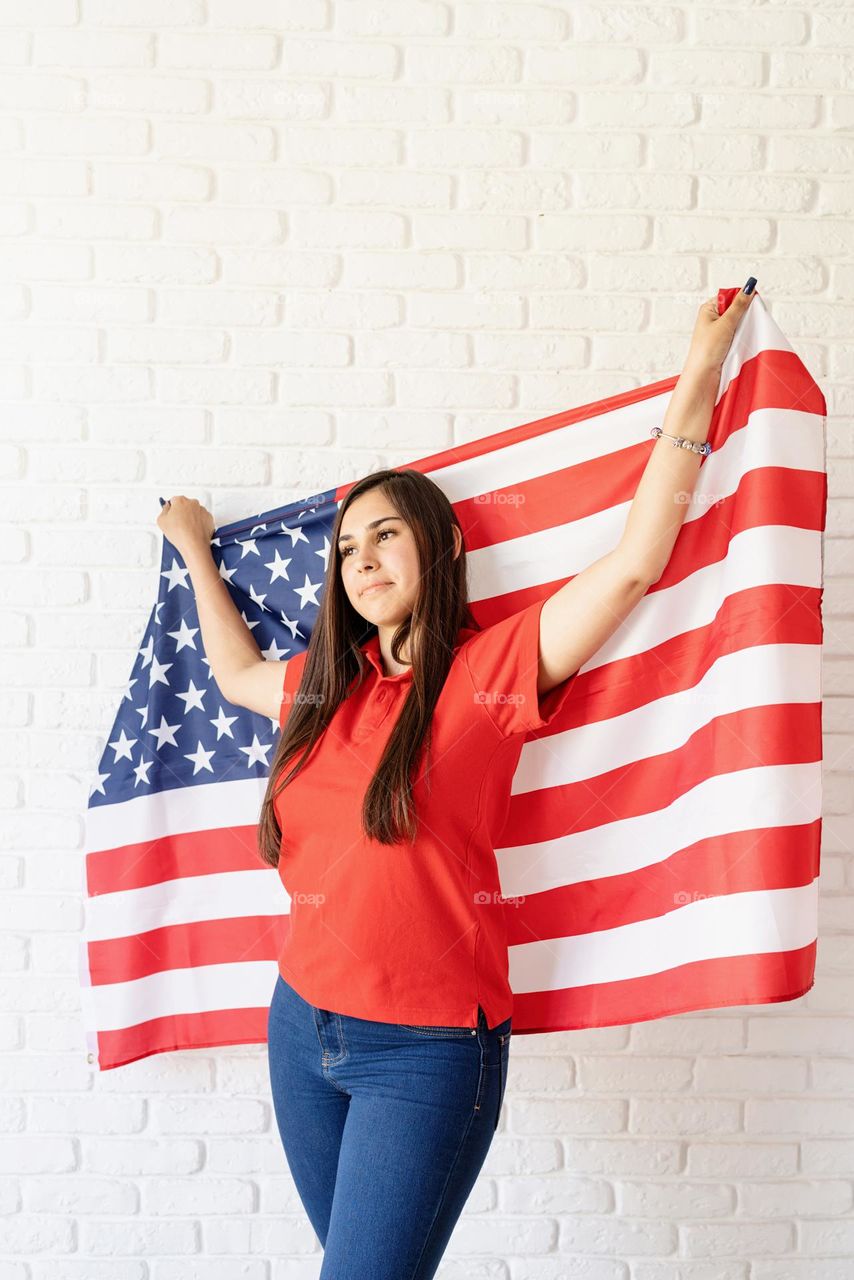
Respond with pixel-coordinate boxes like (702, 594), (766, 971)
(650, 426), (712, 457)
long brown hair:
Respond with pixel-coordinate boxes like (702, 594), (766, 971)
(256, 468), (480, 869)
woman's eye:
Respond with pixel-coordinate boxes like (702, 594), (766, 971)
(340, 528), (394, 558)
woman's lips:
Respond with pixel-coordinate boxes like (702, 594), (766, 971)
(362, 582), (391, 596)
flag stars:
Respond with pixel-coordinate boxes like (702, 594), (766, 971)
(261, 639), (291, 661)
(147, 716), (181, 750)
(248, 582), (270, 613)
(218, 559), (239, 586)
(132, 758), (155, 788)
(279, 616), (304, 641)
(167, 619), (200, 652)
(280, 521), (310, 549)
(88, 770), (110, 799)
(184, 741), (216, 775)
(264, 548), (293, 583)
(316, 535), (331, 573)
(210, 707), (240, 738)
(240, 734), (274, 768)
(108, 728), (136, 762)
(175, 680), (207, 714)
(161, 558), (192, 592)
(147, 655), (173, 690)
(294, 573), (322, 609)
(236, 537), (260, 559)
(138, 637), (154, 668)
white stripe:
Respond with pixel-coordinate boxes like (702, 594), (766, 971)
(84, 866), (289, 943)
(81, 879), (817, 1033)
(83, 959), (281, 1033)
(85, 774), (268, 855)
(514, 641), (822, 796)
(509, 879), (819, 995)
(83, 758), (820, 945)
(466, 406), (823, 601)
(498, 760), (822, 898)
(718, 291), (795, 395)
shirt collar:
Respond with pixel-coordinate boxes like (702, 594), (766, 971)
(359, 626), (478, 683)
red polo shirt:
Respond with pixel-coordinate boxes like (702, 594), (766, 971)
(273, 594), (576, 1030)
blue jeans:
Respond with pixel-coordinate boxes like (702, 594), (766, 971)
(266, 973), (512, 1279)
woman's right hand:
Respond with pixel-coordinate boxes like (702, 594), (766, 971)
(156, 495), (216, 557)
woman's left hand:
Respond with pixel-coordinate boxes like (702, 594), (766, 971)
(685, 279), (758, 374)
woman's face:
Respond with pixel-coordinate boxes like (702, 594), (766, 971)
(337, 491), (422, 625)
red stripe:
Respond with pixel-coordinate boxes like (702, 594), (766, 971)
(503, 820), (821, 948)
(86, 586), (821, 898)
(469, 468), (825, 630)
(85, 913), (287, 987)
(503, 699), (823, 848)
(332, 347), (823, 523)
(86, 824), (264, 897)
(513, 582), (823, 727)
(94, 1003), (274, 1073)
(510, 942), (817, 1034)
(91, 942), (817, 1070)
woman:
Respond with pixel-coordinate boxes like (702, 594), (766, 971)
(156, 281), (757, 1278)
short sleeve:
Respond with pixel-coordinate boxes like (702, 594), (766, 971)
(279, 649), (309, 731)
(460, 595), (577, 739)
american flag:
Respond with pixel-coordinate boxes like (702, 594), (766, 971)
(80, 288), (827, 1070)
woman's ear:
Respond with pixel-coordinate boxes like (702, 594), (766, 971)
(452, 524), (462, 560)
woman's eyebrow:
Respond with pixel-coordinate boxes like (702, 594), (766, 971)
(337, 516), (403, 546)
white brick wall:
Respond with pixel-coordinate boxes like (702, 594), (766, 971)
(2, 2), (853, 1276)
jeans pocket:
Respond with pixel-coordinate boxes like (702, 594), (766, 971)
(399, 1023), (476, 1037)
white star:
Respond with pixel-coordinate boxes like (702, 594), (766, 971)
(161, 558), (191, 592)
(280, 522), (310, 549)
(279, 615), (304, 641)
(138, 636), (154, 668)
(148, 715), (181, 750)
(240, 610), (261, 633)
(166, 618), (199, 652)
(218, 559), (238, 585)
(108, 728), (136, 762)
(260, 639), (291, 661)
(175, 679), (206, 713)
(239, 734), (274, 768)
(236, 538), (259, 560)
(88, 770), (110, 798)
(147, 655), (173, 690)
(211, 707), (240, 739)
(134, 704), (150, 730)
(316, 535), (331, 572)
(132, 758), (154, 788)
(154, 600), (165, 624)
(121, 674), (139, 701)
(264, 548), (293, 583)
(248, 581), (269, 613)
(184, 741), (216, 775)
(294, 573), (322, 609)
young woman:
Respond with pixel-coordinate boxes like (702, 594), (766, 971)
(156, 280), (756, 1278)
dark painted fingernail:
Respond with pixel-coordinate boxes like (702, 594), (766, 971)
(743, 277), (757, 295)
